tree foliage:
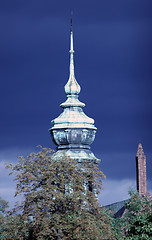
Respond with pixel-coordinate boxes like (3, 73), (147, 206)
(0, 197), (8, 216)
(0, 147), (114, 240)
(116, 191), (152, 240)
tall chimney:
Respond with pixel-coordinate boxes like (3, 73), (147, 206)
(136, 143), (147, 195)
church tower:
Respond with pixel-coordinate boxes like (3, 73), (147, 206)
(49, 19), (99, 164)
(136, 143), (147, 195)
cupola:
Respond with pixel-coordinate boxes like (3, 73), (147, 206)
(49, 18), (99, 163)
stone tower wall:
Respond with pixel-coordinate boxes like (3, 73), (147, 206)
(136, 144), (147, 195)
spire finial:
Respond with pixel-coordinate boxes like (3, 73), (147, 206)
(64, 13), (81, 95)
(70, 11), (74, 54)
(71, 11), (73, 33)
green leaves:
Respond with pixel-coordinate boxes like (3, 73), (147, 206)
(1, 146), (113, 240)
(114, 191), (152, 239)
(0, 197), (8, 214)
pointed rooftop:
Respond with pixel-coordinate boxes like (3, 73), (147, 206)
(136, 143), (145, 158)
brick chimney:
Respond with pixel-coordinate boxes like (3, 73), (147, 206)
(136, 143), (147, 195)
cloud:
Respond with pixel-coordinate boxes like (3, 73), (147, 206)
(0, 160), (16, 209)
(99, 178), (136, 206)
(99, 178), (152, 206)
(0, 148), (35, 209)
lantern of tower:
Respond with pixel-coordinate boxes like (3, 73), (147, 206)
(49, 20), (100, 163)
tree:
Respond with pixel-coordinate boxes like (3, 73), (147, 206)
(0, 214), (30, 240)
(1, 146), (114, 240)
(120, 191), (152, 240)
(0, 197), (9, 239)
(0, 197), (8, 217)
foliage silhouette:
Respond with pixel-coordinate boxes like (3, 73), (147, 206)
(0, 147), (114, 240)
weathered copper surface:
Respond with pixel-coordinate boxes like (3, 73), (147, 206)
(50, 26), (100, 163)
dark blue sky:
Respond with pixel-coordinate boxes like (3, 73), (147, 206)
(0, 0), (152, 204)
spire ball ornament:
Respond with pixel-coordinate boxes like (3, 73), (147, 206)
(50, 19), (100, 163)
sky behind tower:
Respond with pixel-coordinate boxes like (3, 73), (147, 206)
(0, 0), (152, 206)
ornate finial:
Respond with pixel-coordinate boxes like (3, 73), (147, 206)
(69, 11), (74, 54)
(64, 14), (81, 95)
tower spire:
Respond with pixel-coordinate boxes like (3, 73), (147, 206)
(64, 13), (80, 95)
(50, 18), (99, 163)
